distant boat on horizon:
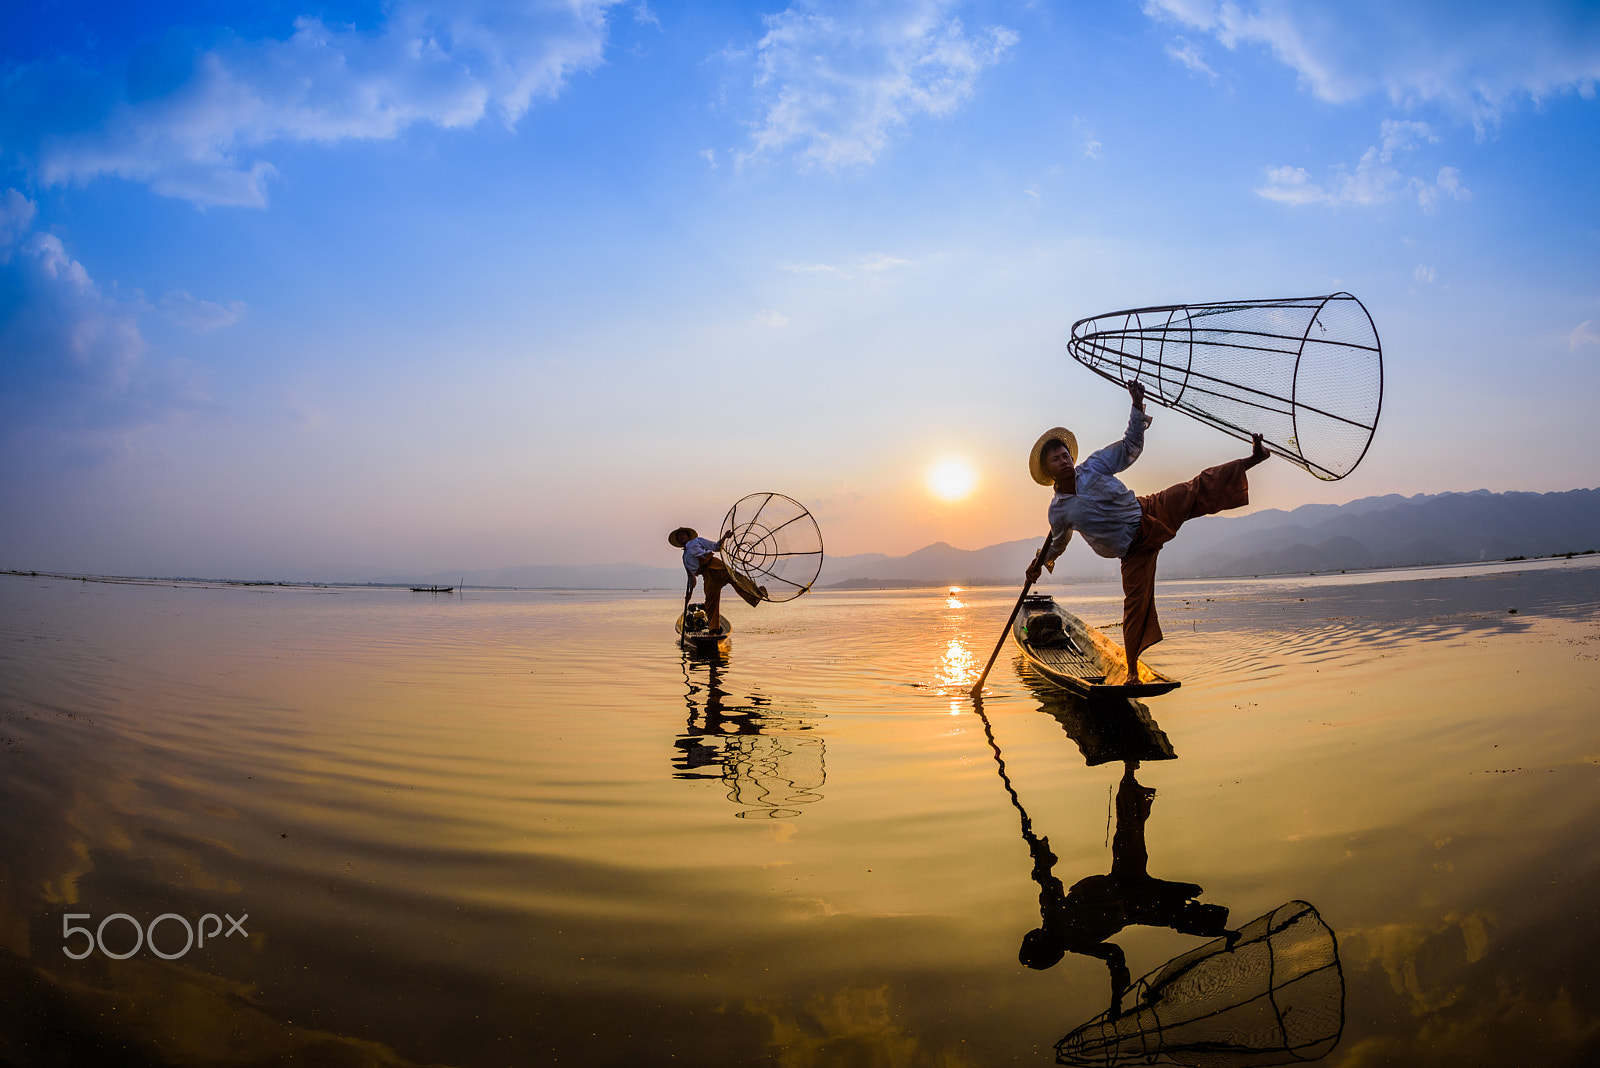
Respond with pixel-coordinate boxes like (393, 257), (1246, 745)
(410, 586), (454, 593)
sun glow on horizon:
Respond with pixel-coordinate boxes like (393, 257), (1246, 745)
(926, 458), (977, 501)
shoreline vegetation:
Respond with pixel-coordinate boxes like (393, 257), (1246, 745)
(5, 547), (1598, 595)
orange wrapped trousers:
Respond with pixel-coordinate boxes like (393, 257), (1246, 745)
(1121, 457), (1252, 667)
(700, 556), (763, 622)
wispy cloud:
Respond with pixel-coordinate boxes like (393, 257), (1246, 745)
(741, 0), (1018, 169)
(1414, 264), (1436, 284)
(159, 290), (247, 332)
(0, 189), (205, 454)
(754, 308), (790, 327)
(1142, 0), (1600, 130)
(1570, 320), (1600, 348)
(3, 1), (622, 207)
(1257, 120), (1469, 209)
(1165, 35), (1216, 79)
(780, 252), (913, 276)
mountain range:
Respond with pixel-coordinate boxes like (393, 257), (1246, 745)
(385, 488), (1600, 589)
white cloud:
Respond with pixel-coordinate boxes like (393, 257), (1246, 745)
(1165, 35), (1217, 79)
(1257, 120), (1469, 209)
(10, 1), (622, 207)
(0, 189), (39, 253)
(781, 262), (845, 275)
(1570, 320), (1600, 348)
(159, 290), (248, 332)
(754, 308), (790, 327)
(0, 189), (204, 451)
(741, 0), (1018, 169)
(1142, 0), (1600, 129)
(859, 253), (911, 272)
(1414, 265), (1436, 283)
(779, 253), (912, 276)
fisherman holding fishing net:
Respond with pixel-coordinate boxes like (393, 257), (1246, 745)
(668, 492), (825, 639)
(1024, 380), (1270, 683)
(668, 527), (763, 633)
(968, 293), (1382, 698)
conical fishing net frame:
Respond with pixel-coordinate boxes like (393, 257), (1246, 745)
(1056, 900), (1344, 1067)
(720, 492), (824, 603)
(1069, 294), (1382, 480)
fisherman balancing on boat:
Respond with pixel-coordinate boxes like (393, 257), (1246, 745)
(1025, 380), (1270, 683)
(668, 527), (764, 632)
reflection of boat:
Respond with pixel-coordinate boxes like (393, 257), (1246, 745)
(675, 655), (824, 819)
(1013, 594), (1179, 697)
(1056, 900), (1344, 1067)
(410, 586), (453, 593)
(1019, 674), (1177, 766)
(676, 603), (731, 649)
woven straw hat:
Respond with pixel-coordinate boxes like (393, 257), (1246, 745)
(668, 526), (697, 547)
(1028, 427), (1078, 486)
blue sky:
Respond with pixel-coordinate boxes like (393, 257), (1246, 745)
(2, 0), (1598, 578)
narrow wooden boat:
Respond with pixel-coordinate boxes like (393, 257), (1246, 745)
(1012, 593), (1180, 698)
(410, 586), (454, 593)
(675, 604), (731, 649)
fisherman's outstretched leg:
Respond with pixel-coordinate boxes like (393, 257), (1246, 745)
(1119, 547), (1162, 682)
(703, 572), (725, 631)
(1120, 440), (1262, 676)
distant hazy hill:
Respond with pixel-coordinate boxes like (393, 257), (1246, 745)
(826, 488), (1600, 587)
(381, 488), (1599, 589)
(1163, 487), (1600, 577)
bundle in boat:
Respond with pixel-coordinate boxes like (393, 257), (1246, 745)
(720, 492), (825, 603)
(1069, 293), (1382, 481)
(1055, 900), (1344, 1067)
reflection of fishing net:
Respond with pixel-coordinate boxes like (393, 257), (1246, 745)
(1069, 294), (1382, 480)
(1056, 900), (1344, 1067)
(720, 492), (824, 603)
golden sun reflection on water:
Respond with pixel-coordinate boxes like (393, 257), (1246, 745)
(937, 637), (976, 696)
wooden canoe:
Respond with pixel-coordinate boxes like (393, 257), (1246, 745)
(1012, 593), (1180, 698)
(675, 604), (731, 649)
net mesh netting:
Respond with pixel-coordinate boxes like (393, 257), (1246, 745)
(720, 492), (824, 603)
(1068, 294), (1382, 480)
(1056, 900), (1344, 1067)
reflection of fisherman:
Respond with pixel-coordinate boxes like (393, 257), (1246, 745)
(1019, 762), (1236, 1011)
(668, 526), (763, 631)
(1024, 381), (1269, 682)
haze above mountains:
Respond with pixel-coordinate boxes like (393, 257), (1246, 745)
(380, 488), (1600, 590)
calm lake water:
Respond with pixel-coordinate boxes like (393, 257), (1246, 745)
(3, 560), (1599, 1067)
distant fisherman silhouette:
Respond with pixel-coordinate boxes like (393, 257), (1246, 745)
(668, 527), (762, 632)
(1026, 381), (1269, 682)
(1019, 762), (1237, 1013)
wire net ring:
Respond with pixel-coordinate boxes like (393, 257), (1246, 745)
(719, 492), (824, 603)
(1068, 293), (1382, 481)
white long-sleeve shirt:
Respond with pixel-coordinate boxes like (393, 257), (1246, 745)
(681, 536), (718, 576)
(1043, 404), (1153, 568)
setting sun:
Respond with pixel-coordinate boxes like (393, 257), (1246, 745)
(926, 458), (978, 501)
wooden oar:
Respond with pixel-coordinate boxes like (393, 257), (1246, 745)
(969, 531), (1055, 699)
(679, 585), (694, 650)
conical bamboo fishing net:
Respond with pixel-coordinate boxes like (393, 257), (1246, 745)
(1056, 899), (1344, 1067)
(1069, 294), (1382, 480)
(719, 492), (824, 602)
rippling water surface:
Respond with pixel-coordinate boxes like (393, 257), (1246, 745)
(3, 560), (1599, 1066)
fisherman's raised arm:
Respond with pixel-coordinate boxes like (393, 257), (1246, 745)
(1082, 388), (1152, 478)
